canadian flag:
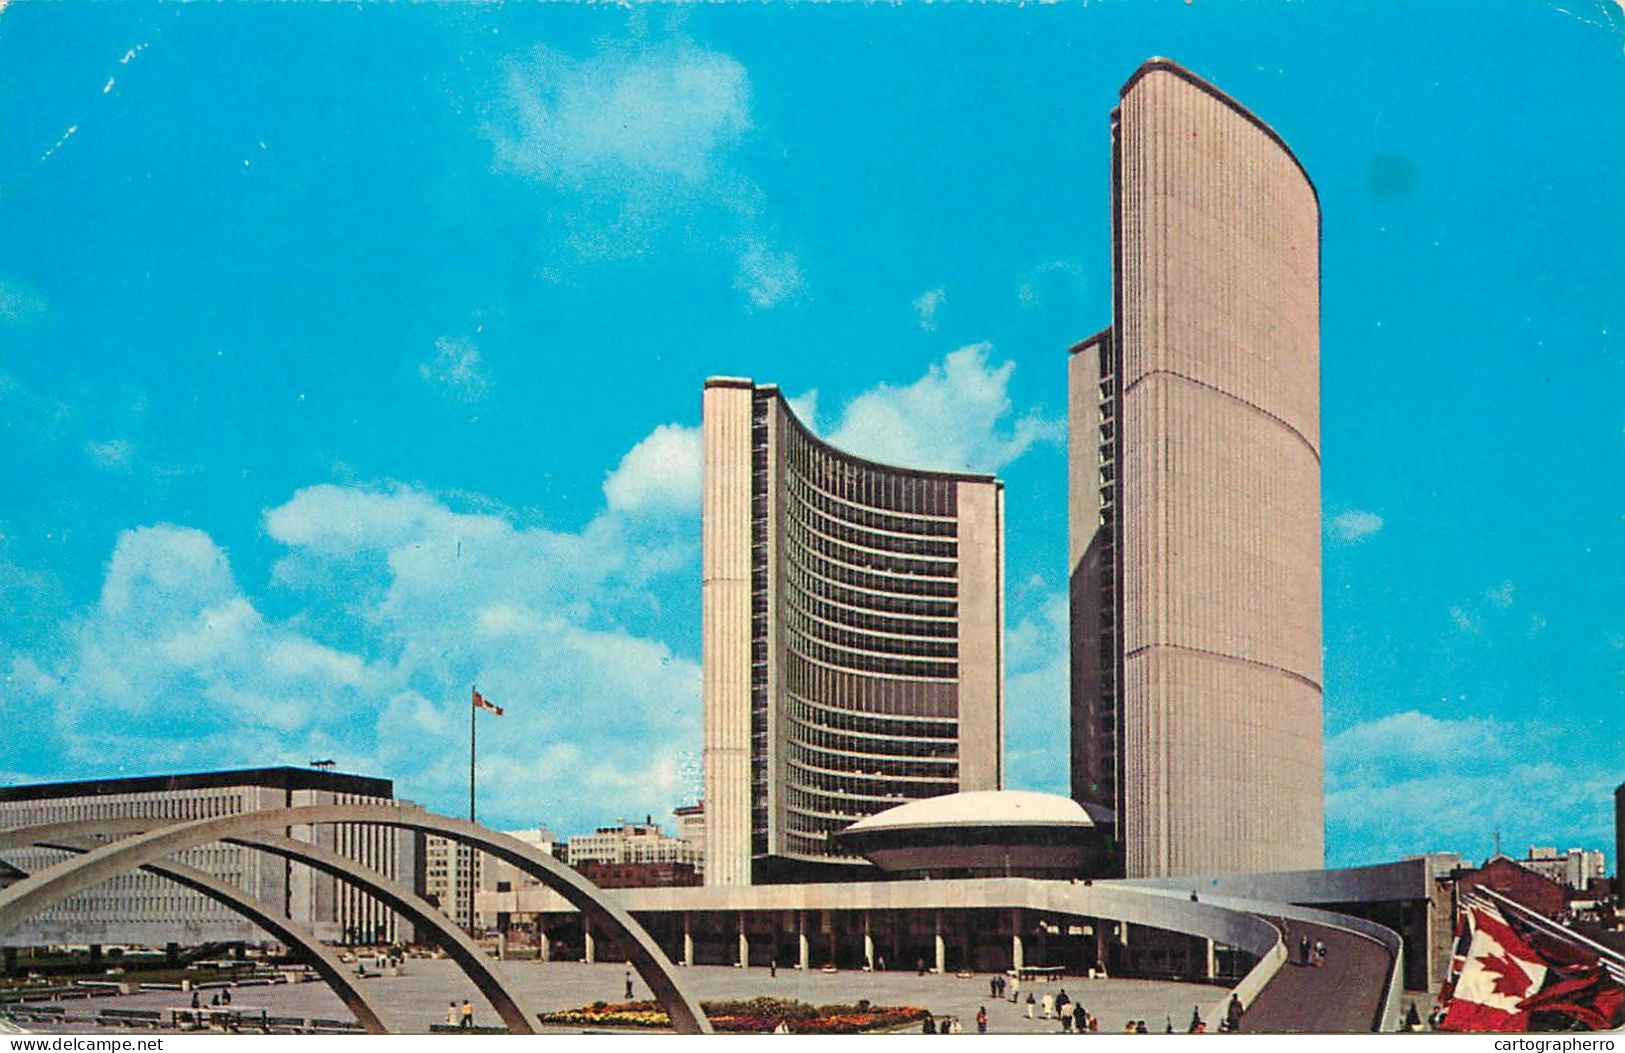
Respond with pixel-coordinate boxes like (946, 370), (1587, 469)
(472, 687), (503, 716)
(1439, 898), (1549, 1032)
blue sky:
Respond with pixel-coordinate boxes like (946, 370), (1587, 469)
(1, 2), (1621, 870)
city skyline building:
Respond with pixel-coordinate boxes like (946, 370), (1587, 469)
(0, 767), (420, 946)
(1070, 58), (1325, 878)
(702, 378), (1005, 886)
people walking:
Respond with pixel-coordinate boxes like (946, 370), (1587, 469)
(976, 1006), (988, 1034)
(923, 1015), (936, 1034)
(1041, 992), (1054, 1019)
(1189, 1005), (1202, 1032)
(770, 959), (777, 979)
(1008, 974), (1020, 1003)
(1314, 939), (1327, 968)
(1072, 1002), (1087, 1034)
(1057, 990), (1072, 1031)
(1298, 933), (1311, 965)
(460, 999), (473, 1029)
(990, 976), (999, 998)
(625, 968), (635, 999)
(1225, 993), (1245, 1032)
(446, 1002), (457, 1027)
(1025, 992), (1036, 1019)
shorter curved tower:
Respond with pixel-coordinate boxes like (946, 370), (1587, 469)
(703, 379), (1004, 886)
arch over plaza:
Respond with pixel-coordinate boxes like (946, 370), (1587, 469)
(15, 838), (388, 1034)
(0, 805), (712, 1034)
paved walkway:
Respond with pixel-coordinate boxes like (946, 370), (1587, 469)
(1238, 921), (1391, 1034)
(19, 960), (1219, 1035)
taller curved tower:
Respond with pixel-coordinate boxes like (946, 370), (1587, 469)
(1071, 59), (1323, 878)
(703, 379), (1004, 886)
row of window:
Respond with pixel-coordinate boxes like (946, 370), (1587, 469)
(785, 545), (959, 600)
(785, 694), (959, 742)
(779, 410), (960, 518)
(785, 471), (960, 538)
(783, 660), (960, 721)
(787, 636), (958, 681)
(786, 516), (958, 582)
(789, 564), (958, 620)
(786, 606), (959, 661)
(784, 582), (957, 641)
(785, 482), (960, 556)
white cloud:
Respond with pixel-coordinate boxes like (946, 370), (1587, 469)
(912, 287), (945, 331)
(1001, 586), (1070, 797)
(85, 438), (132, 471)
(603, 423), (702, 514)
(1449, 606), (1483, 633)
(488, 39), (802, 311)
(1485, 582), (1516, 610)
(1328, 509), (1384, 543)
(0, 279), (46, 324)
(1325, 710), (1621, 865)
(734, 238), (805, 310)
(823, 343), (1063, 473)
(419, 336), (491, 404)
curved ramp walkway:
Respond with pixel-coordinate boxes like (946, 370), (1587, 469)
(1237, 920), (1392, 1033)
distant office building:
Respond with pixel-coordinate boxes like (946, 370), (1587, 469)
(574, 860), (701, 890)
(1519, 846), (1608, 891)
(0, 768), (419, 946)
(673, 804), (705, 877)
(566, 817), (703, 872)
(1070, 58), (1324, 878)
(425, 835), (482, 931)
(703, 378), (1005, 885)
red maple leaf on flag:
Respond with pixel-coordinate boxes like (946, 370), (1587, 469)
(1477, 951), (1535, 998)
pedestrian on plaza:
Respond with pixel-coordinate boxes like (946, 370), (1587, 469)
(1072, 1002), (1087, 1034)
(989, 976), (999, 998)
(460, 999), (473, 1029)
(877, 955), (887, 972)
(1008, 975), (1020, 1003)
(1225, 994), (1244, 1033)
(1057, 994), (1072, 1031)
(446, 1002), (457, 1027)
(1298, 933), (1311, 965)
(1315, 939), (1327, 967)
(917, 956), (927, 976)
(1136, 1020), (1149, 1034)
(222, 988), (231, 1006)
(977, 1006), (988, 1034)
(923, 1015), (937, 1034)
(770, 959), (777, 979)
(1189, 1005), (1202, 1032)
(1403, 1003), (1422, 1032)
(625, 968), (635, 999)
(191, 991), (201, 1009)
(1041, 991), (1054, 1019)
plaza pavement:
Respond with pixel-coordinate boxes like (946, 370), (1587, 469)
(28, 959), (1224, 1035)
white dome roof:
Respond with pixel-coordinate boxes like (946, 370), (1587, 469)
(844, 790), (1095, 834)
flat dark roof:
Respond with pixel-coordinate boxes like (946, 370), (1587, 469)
(0, 767), (393, 803)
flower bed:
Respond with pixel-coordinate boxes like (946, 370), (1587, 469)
(538, 996), (929, 1033)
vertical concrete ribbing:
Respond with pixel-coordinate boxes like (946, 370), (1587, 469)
(702, 381), (755, 887)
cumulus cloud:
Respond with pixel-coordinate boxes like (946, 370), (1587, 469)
(823, 343), (1063, 473)
(603, 423), (702, 514)
(5, 419), (711, 831)
(419, 336), (491, 404)
(1001, 586), (1070, 795)
(1484, 582), (1516, 610)
(1328, 509), (1384, 543)
(1325, 710), (1621, 866)
(487, 38), (802, 310)
(912, 287), (945, 331)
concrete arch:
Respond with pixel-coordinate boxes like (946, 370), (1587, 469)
(20, 836), (388, 1034)
(226, 832), (536, 1033)
(0, 805), (712, 1034)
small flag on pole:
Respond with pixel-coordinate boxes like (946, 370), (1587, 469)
(472, 687), (503, 716)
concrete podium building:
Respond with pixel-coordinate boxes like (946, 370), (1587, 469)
(1071, 59), (1325, 878)
(703, 378), (1005, 886)
(0, 767), (422, 947)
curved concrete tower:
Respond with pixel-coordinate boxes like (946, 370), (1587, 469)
(703, 379), (1005, 886)
(1072, 59), (1323, 878)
